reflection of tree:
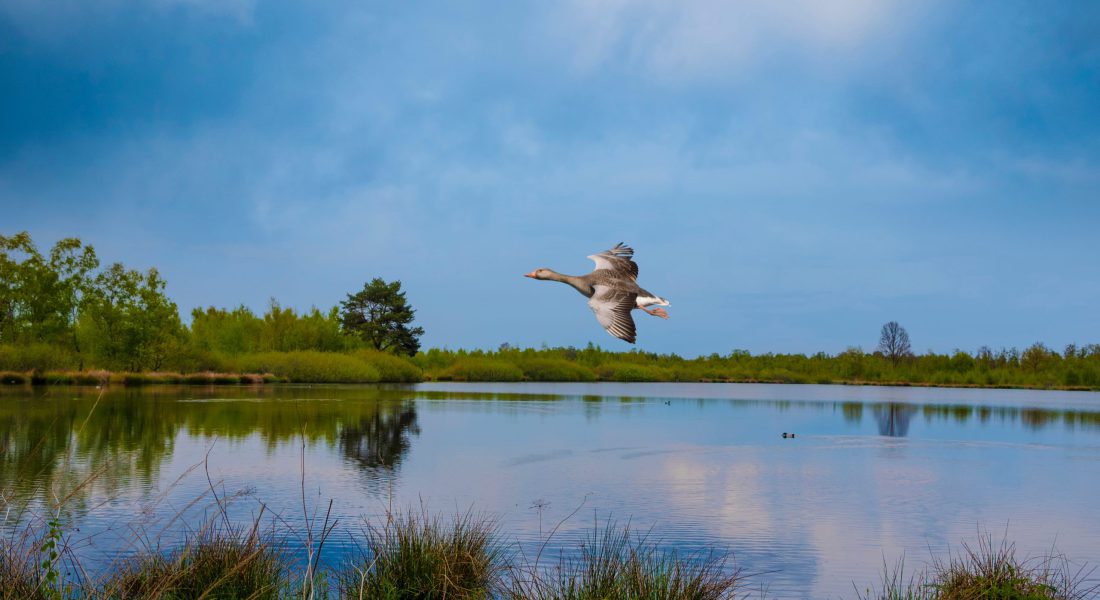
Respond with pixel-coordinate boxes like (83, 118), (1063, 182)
(338, 404), (419, 472)
(0, 386), (420, 510)
(873, 403), (916, 437)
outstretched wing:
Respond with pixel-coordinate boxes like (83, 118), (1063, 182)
(587, 242), (638, 280)
(587, 285), (637, 343)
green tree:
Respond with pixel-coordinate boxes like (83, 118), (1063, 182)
(340, 278), (423, 356)
(0, 232), (98, 356)
(78, 264), (182, 370)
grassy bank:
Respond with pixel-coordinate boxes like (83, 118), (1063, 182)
(3, 343), (1100, 390)
(2, 508), (1093, 600)
(0, 349), (424, 385)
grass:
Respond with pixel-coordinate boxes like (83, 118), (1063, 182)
(101, 522), (286, 600)
(855, 535), (1099, 600)
(507, 521), (741, 600)
(441, 359), (525, 382)
(336, 508), (505, 600)
(518, 359), (597, 382)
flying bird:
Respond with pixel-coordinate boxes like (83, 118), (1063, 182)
(525, 243), (670, 343)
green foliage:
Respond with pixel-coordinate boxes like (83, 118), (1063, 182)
(77, 264), (183, 372)
(337, 509), (504, 600)
(352, 349), (424, 383)
(443, 359), (525, 382)
(230, 351), (382, 383)
(595, 362), (667, 382)
(518, 358), (598, 382)
(0, 344), (77, 372)
(340, 278), (424, 356)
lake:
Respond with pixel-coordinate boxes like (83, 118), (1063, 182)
(2, 382), (1099, 598)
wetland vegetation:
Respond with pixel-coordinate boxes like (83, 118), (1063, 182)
(3, 232), (1099, 390)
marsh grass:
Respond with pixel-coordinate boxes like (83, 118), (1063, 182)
(855, 536), (1099, 600)
(101, 521), (286, 600)
(352, 350), (423, 383)
(441, 359), (525, 382)
(508, 521), (741, 600)
(518, 359), (597, 382)
(336, 508), (505, 599)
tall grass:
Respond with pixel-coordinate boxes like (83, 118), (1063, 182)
(101, 521), (286, 600)
(231, 351), (382, 383)
(441, 359), (525, 382)
(508, 521), (741, 600)
(518, 359), (597, 382)
(336, 509), (505, 599)
(352, 350), (423, 383)
(855, 535), (1099, 600)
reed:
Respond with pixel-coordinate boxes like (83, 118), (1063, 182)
(336, 509), (505, 599)
(508, 521), (741, 600)
(100, 522), (286, 600)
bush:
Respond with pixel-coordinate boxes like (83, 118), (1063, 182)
(337, 509), (504, 600)
(596, 362), (666, 382)
(519, 358), (597, 382)
(0, 344), (78, 372)
(233, 351), (381, 383)
(442, 359), (524, 382)
(354, 349), (424, 383)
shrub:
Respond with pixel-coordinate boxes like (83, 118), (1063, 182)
(233, 351), (381, 383)
(354, 349), (424, 383)
(519, 359), (598, 382)
(337, 509), (504, 600)
(442, 359), (524, 382)
(0, 344), (78, 372)
(596, 362), (666, 382)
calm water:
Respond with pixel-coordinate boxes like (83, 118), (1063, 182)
(2, 382), (1099, 598)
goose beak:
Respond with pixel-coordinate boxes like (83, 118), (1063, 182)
(524, 271), (537, 279)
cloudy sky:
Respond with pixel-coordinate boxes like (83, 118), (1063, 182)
(2, 1), (1098, 355)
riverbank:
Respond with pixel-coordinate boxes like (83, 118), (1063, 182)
(3, 344), (1099, 390)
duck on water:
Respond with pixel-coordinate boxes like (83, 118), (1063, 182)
(525, 243), (670, 344)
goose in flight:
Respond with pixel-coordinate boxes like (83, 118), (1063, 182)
(525, 243), (670, 343)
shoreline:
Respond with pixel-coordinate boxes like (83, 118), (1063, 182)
(1, 369), (1097, 392)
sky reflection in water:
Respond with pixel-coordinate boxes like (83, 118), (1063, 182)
(2, 382), (1098, 599)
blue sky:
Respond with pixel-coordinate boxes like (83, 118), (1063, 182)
(2, 0), (1098, 356)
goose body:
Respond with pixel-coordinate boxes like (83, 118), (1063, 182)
(525, 243), (670, 343)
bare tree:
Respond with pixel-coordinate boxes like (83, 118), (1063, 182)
(878, 321), (912, 365)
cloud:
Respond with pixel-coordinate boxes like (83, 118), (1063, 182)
(551, 0), (917, 80)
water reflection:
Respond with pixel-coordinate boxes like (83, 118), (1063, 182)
(0, 385), (420, 509)
(874, 403), (917, 437)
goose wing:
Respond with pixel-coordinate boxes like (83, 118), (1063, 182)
(587, 285), (637, 343)
(587, 242), (638, 280)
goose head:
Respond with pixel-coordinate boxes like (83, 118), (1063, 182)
(525, 268), (553, 279)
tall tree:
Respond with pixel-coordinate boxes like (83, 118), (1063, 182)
(877, 321), (912, 366)
(340, 278), (423, 356)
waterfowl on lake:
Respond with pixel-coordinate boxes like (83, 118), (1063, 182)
(525, 243), (670, 344)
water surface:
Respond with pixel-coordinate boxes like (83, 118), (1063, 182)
(2, 382), (1098, 598)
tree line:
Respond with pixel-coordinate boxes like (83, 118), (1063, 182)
(1, 232), (422, 373)
(3, 231), (1098, 389)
